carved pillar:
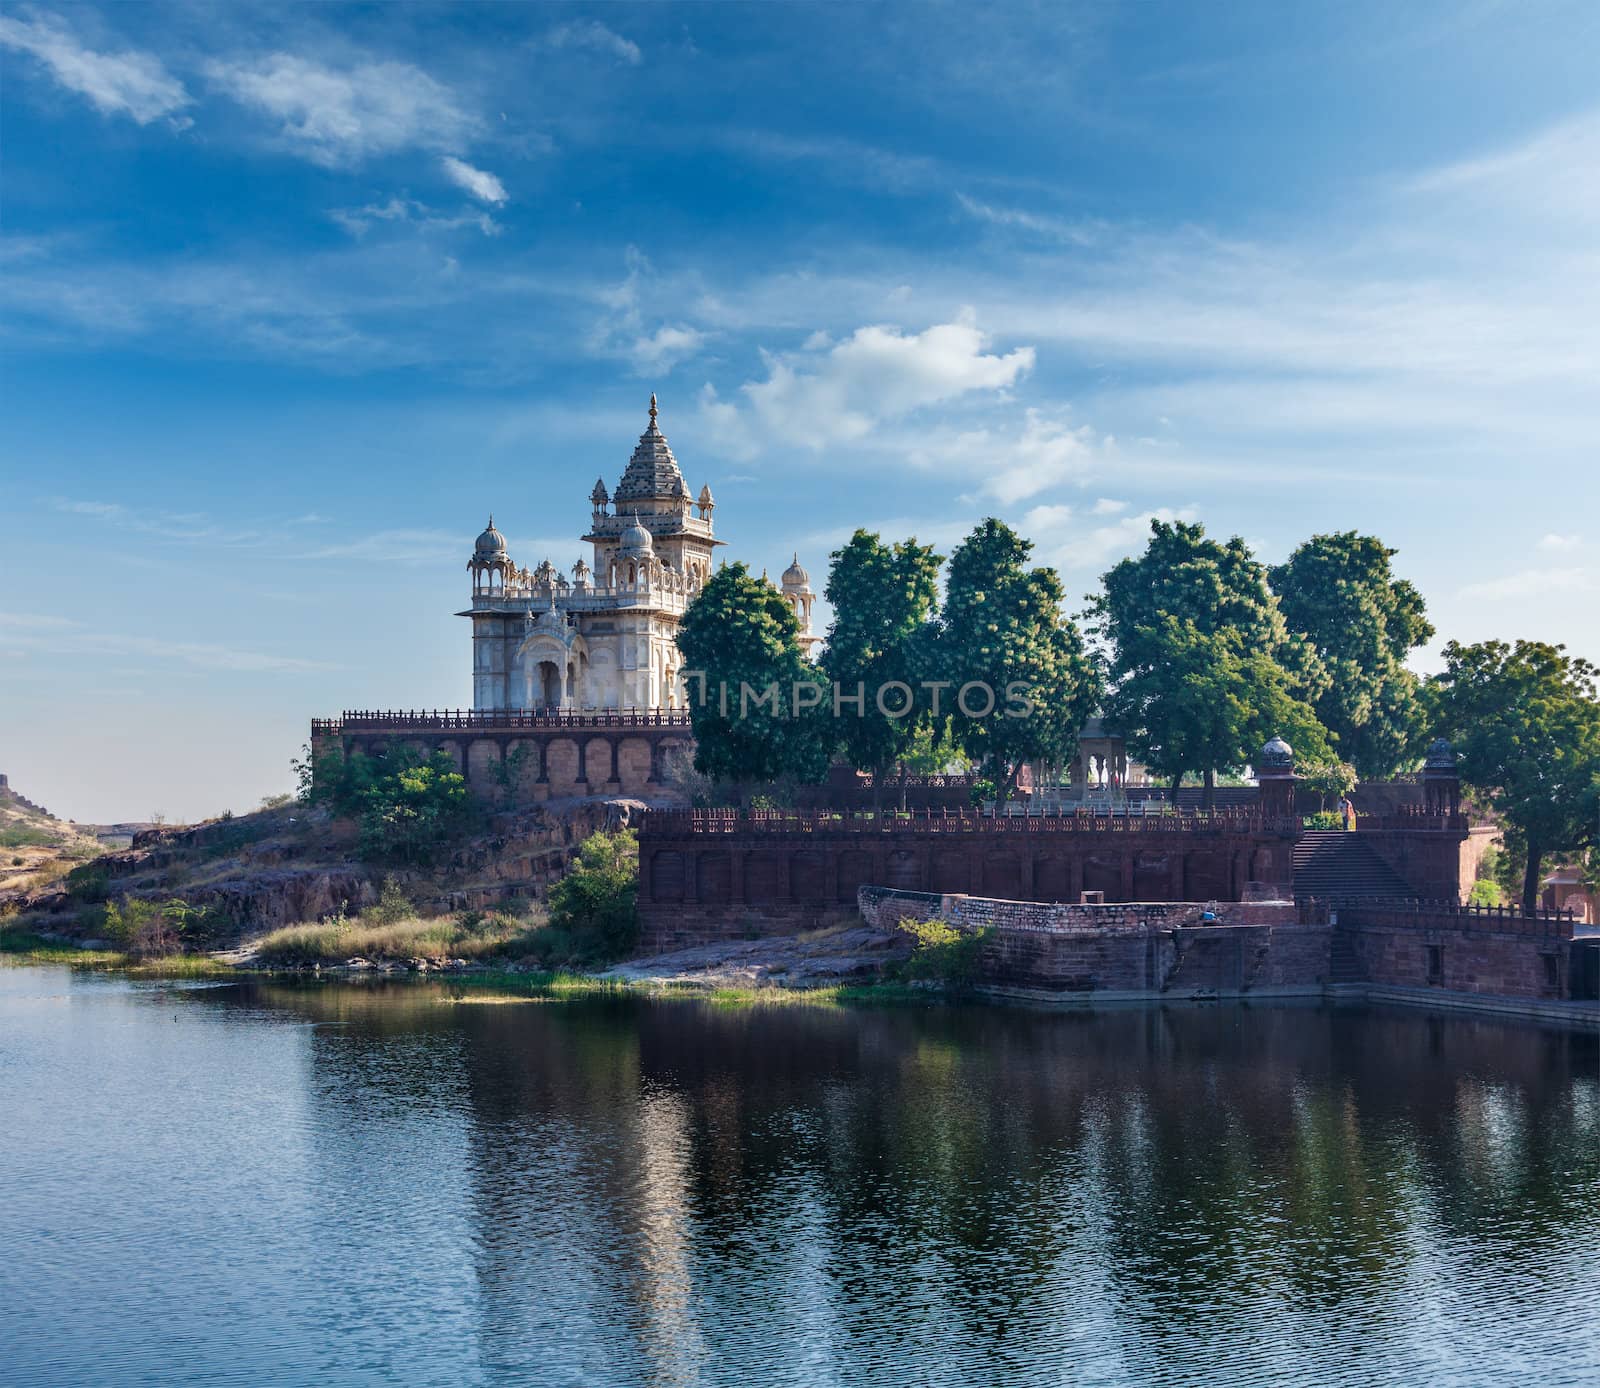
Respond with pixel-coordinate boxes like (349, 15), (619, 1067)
(576, 738), (588, 785)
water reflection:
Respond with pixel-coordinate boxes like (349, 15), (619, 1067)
(1, 967), (1596, 1387)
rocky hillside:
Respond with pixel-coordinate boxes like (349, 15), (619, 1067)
(8, 794), (651, 947)
(0, 789), (104, 898)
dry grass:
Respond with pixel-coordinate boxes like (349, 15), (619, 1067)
(252, 909), (541, 966)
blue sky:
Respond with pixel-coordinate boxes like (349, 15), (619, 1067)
(3, 1), (1598, 823)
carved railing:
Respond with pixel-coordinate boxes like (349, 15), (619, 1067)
(644, 807), (1300, 836)
(315, 708), (693, 733)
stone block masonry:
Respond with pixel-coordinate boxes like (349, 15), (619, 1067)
(638, 807), (1302, 950)
(858, 886), (1326, 1001)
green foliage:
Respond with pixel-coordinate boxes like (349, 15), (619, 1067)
(1090, 519), (1331, 801)
(1429, 639), (1600, 911)
(969, 777), (997, 807)
(894, 919), (990, 988)
(0, 825), (57, 849)
(543, 828), (640, 964)
(676, 562), (833, 784)
(1300, 759), (1358, 811)
(1467, 878), (1504, 907)
(822, 529), (944, 785)
(924, 519), (1101, 802)
(365, 878), (413, 926)
(1270, 532), (1433, 777)
(1302, 811), (1346, 830)
(259, 792), (294, 811)
(64, 862), (110, 903)
(103, 896), (229, 957)
(310, 744), (478, 865)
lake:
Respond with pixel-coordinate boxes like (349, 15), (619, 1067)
(2, 964), (1597, 1387)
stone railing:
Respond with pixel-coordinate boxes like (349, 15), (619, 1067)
(1355, 810), (1468, 832)
(645, 807), (1300, 836)
(314, 708), (693, 733)
(1333, 896), (1578, 939)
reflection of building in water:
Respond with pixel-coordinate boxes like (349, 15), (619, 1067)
(463, 396), (816, 712)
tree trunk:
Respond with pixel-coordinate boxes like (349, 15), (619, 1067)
(1202, 767), (1216, 811)
(1521, 843), (1544, 916)
(1169, 770), (1182, 808)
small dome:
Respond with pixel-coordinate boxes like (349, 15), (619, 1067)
(619, 513), (654, 555)
(475, 516), (507, 556)
(1424, 736), (1457, 769)
(698, 482), (714, 504)
(1258, 736), (1294, 771)
(781, 553), (810, 589)
(590, 477), (609, 505)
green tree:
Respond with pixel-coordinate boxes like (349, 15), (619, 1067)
(822, 530), (944, 798)
(676, 562), (832, 785)
(1428, 640), (1600, 912)
(1091, 519), (1330, 805)
(926, 519), (1101, 804)
(1300, 759), (1358, 813)
(1270, 532), (1433, 777)
(546, 828), (639, 961)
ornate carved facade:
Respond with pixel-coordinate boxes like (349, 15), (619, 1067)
(462, 396), (816, 711)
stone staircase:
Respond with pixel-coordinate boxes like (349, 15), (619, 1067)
(1328, 930), (1367, 984)
(1293, 831), (1413, 901)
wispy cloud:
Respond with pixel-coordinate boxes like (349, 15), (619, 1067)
(330, 197), (499, 238)
(1459, 567), (1598, 602)
(205, 54), (477, 167)
(0, 11), (191, 125)
(0, 616), (334, 673)
(440, 155), (508, 205)
(546, 20), (642, 66)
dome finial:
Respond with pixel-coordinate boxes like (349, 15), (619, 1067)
(648, 392), (658, 424)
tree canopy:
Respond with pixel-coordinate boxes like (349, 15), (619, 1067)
(1428, 639), (1600, 912)
(924, 519), (1101, 802)
(822, 530), (944, 789)
(1270, 532), (1432, 777)
(675, 562), (832, 785)
(1091, 519), (1330, 800)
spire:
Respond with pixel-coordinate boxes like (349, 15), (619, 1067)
(615, 393), (689, 505)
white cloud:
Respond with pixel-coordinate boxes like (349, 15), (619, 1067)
(205, 54), (476, 167)
(1091, 498), (1128, 515)
(709, 318), (1034, 455)
(629, 324), (707, 375)
(440, 155), (508, 205)
(1459, 567), (1598, 602)
(911, 408), (1099, 504)
(0, 620), (333, 673)
(331, 196), (499, 237)
(0, 12), (190, 124)
(546, 20), (642, 66)
(1032, 506), (1202, 574)
(1536, 533), (1582, 553)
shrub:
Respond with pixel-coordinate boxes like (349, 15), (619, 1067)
(1467, 878), (1504, 907)
(307, 748), (478, 866)
(64, 863), (110, 902)
(894, 918), (990, 988)
(1302, 811), (1345, 830)
(541, 829), (639, 965)
(365, 878), (413, 926)
(969, 778), (997, 807)
(102, 896), (227, 957)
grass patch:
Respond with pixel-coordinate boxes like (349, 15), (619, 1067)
(252, 905), (545, 967)
(0, 928), (125, 967)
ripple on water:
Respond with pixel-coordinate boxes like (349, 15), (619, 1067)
(0, 969), (1596, 1387)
